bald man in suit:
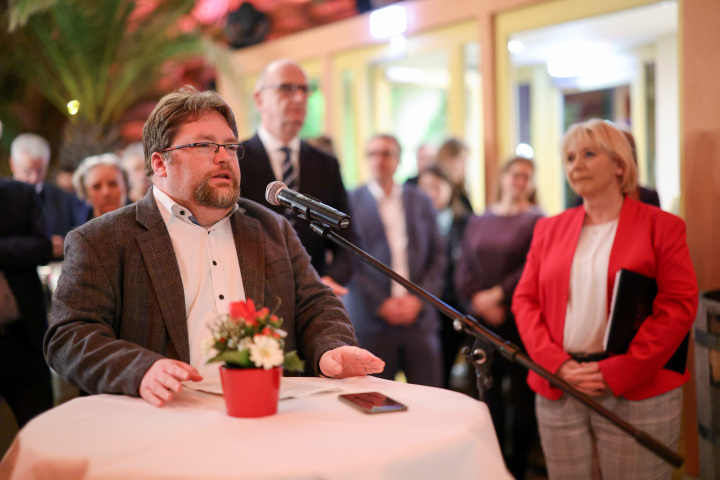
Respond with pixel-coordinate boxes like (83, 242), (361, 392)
(239, 59), (353, 296)
(45, 87), (383, 407)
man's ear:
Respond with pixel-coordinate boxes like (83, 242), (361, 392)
(253, 90), (263, 110)
(151, 152), (168, 177)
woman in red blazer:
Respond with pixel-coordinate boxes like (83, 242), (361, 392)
(512, 119), (697, 479)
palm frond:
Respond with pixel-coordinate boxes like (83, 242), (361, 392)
(8, 0), (59, 32)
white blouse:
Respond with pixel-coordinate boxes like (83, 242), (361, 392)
(563, 218), (619, 354)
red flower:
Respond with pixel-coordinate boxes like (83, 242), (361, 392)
(262, 326), (282, 339)
(229, 299), (258, 320)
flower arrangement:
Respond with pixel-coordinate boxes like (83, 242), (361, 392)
(205, 299), (304, 372)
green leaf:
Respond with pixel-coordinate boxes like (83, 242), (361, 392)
(283, 351), (305, 373)
(207, 350), (252, 368)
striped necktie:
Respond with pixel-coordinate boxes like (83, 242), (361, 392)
(281, 146), (298, 191)
(280, 146), (297, 224)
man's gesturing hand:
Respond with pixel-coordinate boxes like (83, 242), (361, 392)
(319, 346), (385, 379)
(139, 359), (203, 407)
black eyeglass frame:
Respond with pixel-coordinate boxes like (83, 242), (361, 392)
(160, 142), (245, 159)
(260, 83), (317, 95)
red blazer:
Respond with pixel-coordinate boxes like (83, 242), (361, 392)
(512, 196), (698, 401)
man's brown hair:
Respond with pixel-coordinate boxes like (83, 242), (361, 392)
(142, 86), (238, 176)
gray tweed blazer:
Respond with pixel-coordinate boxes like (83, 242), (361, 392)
(45, 188), (357, 396)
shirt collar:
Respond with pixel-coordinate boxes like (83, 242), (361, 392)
(258, 125), (301, 154)
(367, 180), (401, 201)
(152, 185), (238, 228)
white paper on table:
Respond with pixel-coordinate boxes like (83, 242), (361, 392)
(182, 377), (342, 400)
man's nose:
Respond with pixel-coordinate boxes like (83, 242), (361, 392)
(214, 148), (231, 164)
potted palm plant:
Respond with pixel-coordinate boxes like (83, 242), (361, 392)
(6, 0), (204, 167)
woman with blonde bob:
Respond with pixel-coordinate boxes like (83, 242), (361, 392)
(72, 153), (129, 223)
(513, 119), (697, 479)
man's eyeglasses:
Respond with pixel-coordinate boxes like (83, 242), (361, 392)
(160, 142), (244, 160)
(261, 83), (316, 96)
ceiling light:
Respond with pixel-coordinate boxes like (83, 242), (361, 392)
(370, 5), (407, 39)
(508, 40), (525, 54)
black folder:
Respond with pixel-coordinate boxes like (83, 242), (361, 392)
(603, 269), (688, 374)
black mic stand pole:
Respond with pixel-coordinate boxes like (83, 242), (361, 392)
(309, 221), (684, 468)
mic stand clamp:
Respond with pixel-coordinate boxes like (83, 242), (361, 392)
(462, 341), (495, 400)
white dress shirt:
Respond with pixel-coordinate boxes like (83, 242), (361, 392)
(563, 218), (619, 353)
(367, 181), (409, 297)
(153, 187), (246, 382)
(258, 125), (301, 184)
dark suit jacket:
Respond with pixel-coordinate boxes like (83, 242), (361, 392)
(0, 178), (52, 352)
(239, 134), (353, 283)
(45, 189), (358, 397)
(39, 183), (79, 237)
(343, 184), (446, 335)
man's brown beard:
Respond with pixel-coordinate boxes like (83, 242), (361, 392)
(193, 174), (240, 209)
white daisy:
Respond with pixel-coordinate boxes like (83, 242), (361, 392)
(248, 335), (284, 370)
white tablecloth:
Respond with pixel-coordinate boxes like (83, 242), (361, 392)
(0, 376), (510, 480)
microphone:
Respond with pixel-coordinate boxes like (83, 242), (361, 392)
(265, 181), (351, 230)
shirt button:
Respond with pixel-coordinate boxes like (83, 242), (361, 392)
(219, 294), (224, 300)
(213, 261), (217, 266)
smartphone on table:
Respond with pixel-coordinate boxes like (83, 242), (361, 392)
(338, 392), (408, 414)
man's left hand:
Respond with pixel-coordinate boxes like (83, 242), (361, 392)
(319, 346), (385, 378)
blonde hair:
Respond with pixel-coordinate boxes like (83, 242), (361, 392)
(561, 119), (637, 195)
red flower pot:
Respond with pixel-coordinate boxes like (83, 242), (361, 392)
(219, 366), (282, 418)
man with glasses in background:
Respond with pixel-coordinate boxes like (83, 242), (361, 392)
(45, 87), (384, 407)
(239, 59), (354, 297)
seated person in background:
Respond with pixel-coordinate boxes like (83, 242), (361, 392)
(71, 153), (129, 223)
(45, 86), (384, 407)
(9, 133), (79, 259)
(121, 142), (153, 203)
(343, 134), (445, 388)
(54, 165), (92, 225)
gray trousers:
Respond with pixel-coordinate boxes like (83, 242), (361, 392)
(536, 388), (682, 480)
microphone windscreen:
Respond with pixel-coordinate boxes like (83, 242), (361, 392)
(265, 181), (287, 206)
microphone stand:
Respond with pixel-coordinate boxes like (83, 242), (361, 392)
(309, 221), (684, 468)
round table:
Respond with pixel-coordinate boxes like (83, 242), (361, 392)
(0, 375), (510, 480)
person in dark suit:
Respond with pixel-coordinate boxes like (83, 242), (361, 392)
(0, 178), (54, 428)
(44, 87), (384, 407)
(239, 59), (353, 296)
(10, 134), (80, 259)
(343, 134), (446, 387)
